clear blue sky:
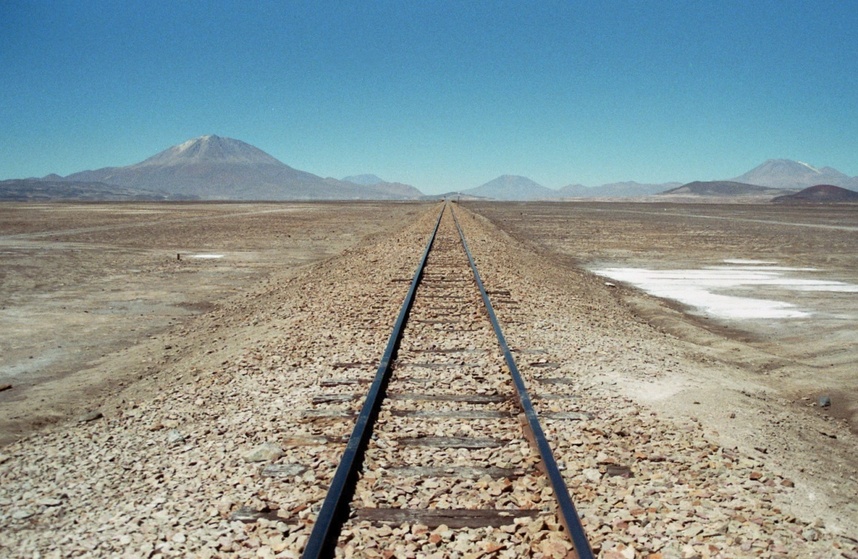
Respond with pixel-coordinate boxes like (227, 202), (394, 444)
(2, 1), (856, 194)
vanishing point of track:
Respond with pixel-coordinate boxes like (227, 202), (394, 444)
(302, 203), (594, 558)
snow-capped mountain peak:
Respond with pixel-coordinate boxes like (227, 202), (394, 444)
(796, 161), (820, 173)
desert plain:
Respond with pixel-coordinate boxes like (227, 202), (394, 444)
(0, 200), (856, 557)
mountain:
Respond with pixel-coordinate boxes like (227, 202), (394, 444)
(661, 181), (795, 198)
(342, 174), (423, 198)
(732, 159), (858, 191)
(558, 181), (681, 198)
(136, 135), (283, 166)
(63, 135), (424, 200)
(0, 178), (195, 201)
(773, 184), (858, 204)
(363, 181), (423, 199)
(342, 174), (385, 185)
(460, 175), (558, 200)
(458, 176), (679, 200)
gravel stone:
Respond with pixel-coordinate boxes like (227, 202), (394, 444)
(243, 443), (285, 463)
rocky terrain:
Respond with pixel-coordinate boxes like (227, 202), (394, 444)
(0, 202), (856, 557)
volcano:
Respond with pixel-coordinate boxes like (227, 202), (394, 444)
(63, 135), (423, 200)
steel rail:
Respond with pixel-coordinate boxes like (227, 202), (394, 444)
(450, 205), (595, 559)
(302, 204), (445, 559)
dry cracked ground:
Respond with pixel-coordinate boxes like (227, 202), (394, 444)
(0, 201), (856, 558)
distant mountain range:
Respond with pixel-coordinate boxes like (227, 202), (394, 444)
(3, 136), (856, 202)
(0, 178), (195, 201)
(558, 181), (682, 198)
(461, 175), (557, 201)
(341, 174), (424, 199)
(660, 181), (794, 198)
(455, 175), (656, 200)
(342, 174), (385, 186)
(456, 176), (681, 200)
(4, 136), (425, 201)
(456, 159), (857, 201)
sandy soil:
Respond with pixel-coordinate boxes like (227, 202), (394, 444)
(0, 201), (429, 445)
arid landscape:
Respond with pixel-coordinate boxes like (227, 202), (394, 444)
(468, 201), (858, 429)
(468, 201), (858, 546)
(1, 201), (856, 557)
(0, 202), (427, 444)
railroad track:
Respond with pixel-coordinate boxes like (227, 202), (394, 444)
(301, 203), (593, 558)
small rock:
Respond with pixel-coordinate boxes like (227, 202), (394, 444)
(604, 282), (616, 288)
(583, 468), (602, 482)
(79, 411), (103, 423)
(605, 464), (634, 478)
(38, 498), (63, 507)
(818, 395), (832, 408)
(230, 506), (278, 522)
(682, 525), (703, 537)
(261, 463), (306, 478)
(0, 384), (12, 392)
(0, 454), (9, 464)
(802, 528), (819, 541)
(12, 510), (34, 520)
(243, 443), (283, 463)
(166, 430), (186, 445)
